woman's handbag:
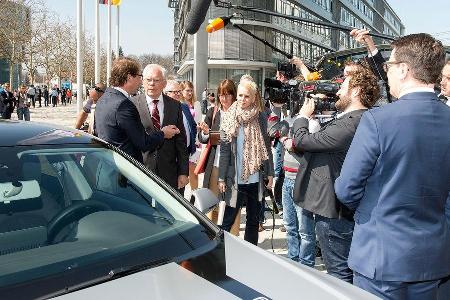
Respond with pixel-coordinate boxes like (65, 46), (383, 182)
(194, 107), (218, 175)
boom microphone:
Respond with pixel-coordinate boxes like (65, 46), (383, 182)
(185, 0), (213, 34)
(206, 15), (233, 33)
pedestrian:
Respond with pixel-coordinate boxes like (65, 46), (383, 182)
(131, 64), (189, 192)
(94, 57), (179, 163)
(218, 79), (274, 245)
(335, 33), (450, 299)
(74, 83), (106, 134)
(181, 80), (202, 192)
(0, 83), (14, 119)
(51, 86), (58, 107)
(16, 85), (31, 121)
(27, 85), (36, 108)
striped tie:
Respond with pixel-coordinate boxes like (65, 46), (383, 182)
(151, 100), (161, 130)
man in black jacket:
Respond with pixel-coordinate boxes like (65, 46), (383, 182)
(94, 57), (179, 163)
(289, 65), (380, 283)
(0, 83), (14, 119)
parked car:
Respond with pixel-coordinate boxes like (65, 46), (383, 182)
(0, 120), (378, 300)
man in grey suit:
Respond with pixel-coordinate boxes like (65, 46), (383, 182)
(290, 65), (380, 283)
(335, 34), (450, 299)
(131, 64), (189, 192)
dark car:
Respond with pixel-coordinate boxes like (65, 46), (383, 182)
(0, 120), (378, 299)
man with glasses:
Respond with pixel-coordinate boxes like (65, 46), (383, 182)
(335, 34), (450, 299)
(95, 58), (179, 163)
(164, 80), (197, 163)
(75, 83), (106, 133)
(131, 64), (189, 193)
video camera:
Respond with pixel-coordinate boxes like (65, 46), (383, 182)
(264, 77), (340, 116)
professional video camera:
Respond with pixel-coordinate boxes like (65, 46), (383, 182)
(264, 76), (341, 116)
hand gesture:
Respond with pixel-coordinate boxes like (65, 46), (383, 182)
(350, 29), (376, 52)
(218, 181), (226, 193)
(161, 125), (180, 139)
(197, 122), (210, 135)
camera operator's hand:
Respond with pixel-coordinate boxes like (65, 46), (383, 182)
(350, 29), (377, 53)
(197, 121), (210, 135)
(280, 137), (294, 152)
(290, 56), (311, 81)
(299, 98), (315, 119)
(161, 125), (180, 139)
(218, 180), (226, 193)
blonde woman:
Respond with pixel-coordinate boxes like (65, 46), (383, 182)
(218, 80), (274, 245)
(181, 81), (202, 190)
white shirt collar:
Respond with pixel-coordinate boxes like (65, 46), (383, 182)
(398, 87), (435, 99)
(145, 93), (163, 103)
(113, 87), (130, 99)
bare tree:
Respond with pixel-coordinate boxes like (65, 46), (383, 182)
(136, 53), (174, 76)
(0, 0), (33, 86)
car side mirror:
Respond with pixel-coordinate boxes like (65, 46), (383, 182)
(190, 188), (220, 214)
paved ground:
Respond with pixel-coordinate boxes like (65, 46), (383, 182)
(12, 101), (325, 268)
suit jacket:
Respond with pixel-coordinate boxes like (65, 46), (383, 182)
(131, 93), (188, 189)
(198, 106), (221, 188)
(292, 110), (366, 219)
(335, 92), (450, 281)
(94, 87), (164, 162)
(218, 112), (274, 207)
(180, 102), (197, 155)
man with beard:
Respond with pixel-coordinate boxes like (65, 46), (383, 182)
(289, 65), (380, 283)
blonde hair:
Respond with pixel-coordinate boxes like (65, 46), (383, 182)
(238, 80), (264, 112)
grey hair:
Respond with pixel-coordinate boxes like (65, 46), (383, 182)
(142, 64), (168, 79)
(164, 79), (181, 93)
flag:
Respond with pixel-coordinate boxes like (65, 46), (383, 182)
(99, 0), (121, 5)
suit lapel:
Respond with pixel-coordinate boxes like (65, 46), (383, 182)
(138, 94), (154, 131)
(162, 95), (170, 127)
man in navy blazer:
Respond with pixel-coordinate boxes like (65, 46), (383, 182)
(335, 34), (450, 299)
(95, 57), (179, 163)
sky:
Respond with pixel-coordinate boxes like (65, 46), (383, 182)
(43, 0), (450, 56)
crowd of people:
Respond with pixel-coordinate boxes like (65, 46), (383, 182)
(0, 84), (75, 121)
(6, 29), (447, 300)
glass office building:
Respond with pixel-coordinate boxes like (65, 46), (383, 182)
(168, 0), (404, 91)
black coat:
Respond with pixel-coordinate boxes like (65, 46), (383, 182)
(292, 110), (366, 219)
(94, 88), (164, 162)
(131, 93), (188, 189)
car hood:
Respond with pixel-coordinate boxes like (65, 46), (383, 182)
(53, 233), (379, 300)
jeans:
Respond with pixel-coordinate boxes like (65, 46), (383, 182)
(17, 107), (30, 121)
(220, 182), (260, 245)
(282, 177), (316, 267)
(315, 215), (354, 283)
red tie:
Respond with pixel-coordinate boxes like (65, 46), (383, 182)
(151, 100), (161, 130)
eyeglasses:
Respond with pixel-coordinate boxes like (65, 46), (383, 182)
(382, 61), (405, 72)
(146, 78), (163, 84)
(166, 90), (182, 95)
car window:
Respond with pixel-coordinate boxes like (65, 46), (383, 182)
(0, 145), (211, 289)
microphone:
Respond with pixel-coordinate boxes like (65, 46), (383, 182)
(185, 0), (213, 35)
(206, 15), (233, 33)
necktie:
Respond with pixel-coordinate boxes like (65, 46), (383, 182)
(151, 100), (161, 130)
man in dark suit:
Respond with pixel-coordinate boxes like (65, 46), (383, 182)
(131, 64), (189, 192)
(0, 83), (14, 119)
(335, 34), (450, 299)
(95, 57), (179, 163)
(290, 65), (380, 283)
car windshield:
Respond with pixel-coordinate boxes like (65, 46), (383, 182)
(0, 144), (214, 290)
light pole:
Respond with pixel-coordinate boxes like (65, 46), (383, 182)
(95, 0), (100, 84)
(76, 0), (84, 113)
(107, 1), (112, 86)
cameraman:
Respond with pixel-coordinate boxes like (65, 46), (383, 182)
(290, 65), (380, 283)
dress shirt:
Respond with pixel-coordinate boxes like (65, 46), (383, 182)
(113, 86), (130, 99)
(146, 94), (164, 125)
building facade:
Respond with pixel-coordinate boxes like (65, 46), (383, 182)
(168, 0), (404, 92)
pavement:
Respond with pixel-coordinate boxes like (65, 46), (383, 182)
(12, 101), (325, 269)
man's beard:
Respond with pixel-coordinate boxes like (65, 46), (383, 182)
(335, 95), (351, 112)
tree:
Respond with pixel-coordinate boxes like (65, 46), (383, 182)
(136, 53), (174, 76)
(0, 0), (33, 86)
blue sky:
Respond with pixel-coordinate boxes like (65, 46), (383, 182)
(45, 0), (449, 56)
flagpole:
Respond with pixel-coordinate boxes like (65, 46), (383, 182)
(107, 0), (112, 86)
(95, 0), (100, 84)
(115, 5), (120, 58)
(76, 0), (84, 114)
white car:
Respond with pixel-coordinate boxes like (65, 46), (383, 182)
(0, 120), (379, 299)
